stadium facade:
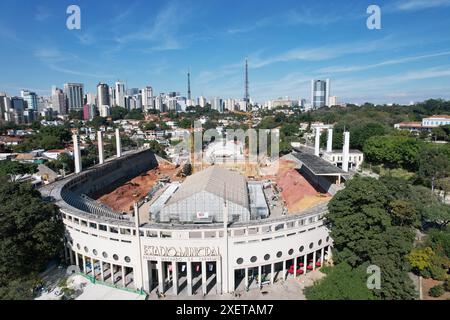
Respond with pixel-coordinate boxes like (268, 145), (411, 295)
(40, 136), (333, 296)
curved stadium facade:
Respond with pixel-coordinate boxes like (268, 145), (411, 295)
(40, 145), (333, 297)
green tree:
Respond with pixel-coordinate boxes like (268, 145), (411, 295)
(407, 247), (434, 273)
(304, 263), (376, 300)
(0, 178), (64, 299)
(111, 106), (128, 121)
(389, 200), (419, 227)
(422, 203), (450, 229)
(0, 160), (37, 179)
(327, 176), (417, 299)
(418, 145), (450, 191)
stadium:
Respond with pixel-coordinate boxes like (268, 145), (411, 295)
(39, 129), (348, 297)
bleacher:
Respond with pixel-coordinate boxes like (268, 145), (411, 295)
(61, 188), (130, 221)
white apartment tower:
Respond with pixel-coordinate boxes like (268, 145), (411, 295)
(311, 79), (330, 109)
(114, 81), (126, 108)
(64, 83), (84, 110)
(142, 86), (154, 111)
(97, 83), (110, 108)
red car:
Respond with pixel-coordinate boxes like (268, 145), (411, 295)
(288, 265), (305, 275)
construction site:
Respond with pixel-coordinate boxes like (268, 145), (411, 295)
(97, 151), (334, 221)
(97, 157), (182, 213)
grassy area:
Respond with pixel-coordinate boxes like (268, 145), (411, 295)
(379, 167), (416, 181)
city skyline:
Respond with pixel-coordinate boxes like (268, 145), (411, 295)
(1, 0), (450, 104)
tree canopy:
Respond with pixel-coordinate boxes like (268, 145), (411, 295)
(326, 176), (418, 299)
(0, 177), (64, 299)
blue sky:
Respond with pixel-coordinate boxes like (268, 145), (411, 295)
(1, 0), (450, 104)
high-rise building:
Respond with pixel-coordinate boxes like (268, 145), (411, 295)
(52, 86), (67, 115)
(238, 100), (247, 112)
(155, 95), (164, 112)
(329, 96), (338, 106)
(224, 98), (236, 111)
(10, 97), (25, 124)
(114, 81), (126, 108)
(125, 94), (143, 110)
(109, 86), (116, 106)
(212, 97), (223, 113)
(97, 83), (110, 108)
(64, 83), (84, 110)
(198, 96), (207, 108)
(21, 90), (38, 111)
(83, 104), (96, 121)
(0, 93), (9, 121)
(85, 93), (96, 106)
(311, 79), (330, 109)
(142, 86), (154, 111)
(99, 104), (111, 117)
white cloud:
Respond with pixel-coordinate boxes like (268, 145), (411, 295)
(317, 50), (450, 74)
(393, 0), (450, 11)
(115, 1), (188, 52)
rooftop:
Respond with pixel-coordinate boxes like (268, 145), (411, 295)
(293, 152), (347, 176)
(166, 166), (249, 209)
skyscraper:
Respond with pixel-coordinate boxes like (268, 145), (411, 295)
(10, 97), (25, 124)
(142, 86), (154, 111)
(0, 93), (9, 121)
(114, 81), (126, 108)
(198, 96), (207, 108)
(212, 97), (223, 113)
(21, 90), (38, 111)
(64, 83), (84, 110)
(311, 79), (330, 109)
(52, 86), (67, 115)
(97, 83), (110, 108)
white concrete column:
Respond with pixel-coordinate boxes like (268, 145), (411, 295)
(303, 256), (307, 274)
(314, 127), (321, 156)
(313, 251), (317, 271)
(327, 128), (333, 153)
(115, 128), (122, 158)
(282, 260), (286, 280)
(187, 262), (193, 296)
(122, 266), (126, 287)
(342, 131), (350, 172)
(82, 255), (86, 274)
(97, 131), (104, 164)
(73, 134), (82, 174)
(92, 259), (96, 279)
(245, 267), (249, 289)
(146, 263), (152, 293)
(75, 253), (79, 268)
(201, 261), (207, 295)
(157, 261), (164, 293)
(320, 247), (325, 266)
(216, 260), (222, 295)
(258, 265), (262, 285)
(172, 262), (178, 295)
(294, 257), (298, 278)
(111, 263), (115, 284)
(100, 261), (104, 282)
(271, 264), (274, 284)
